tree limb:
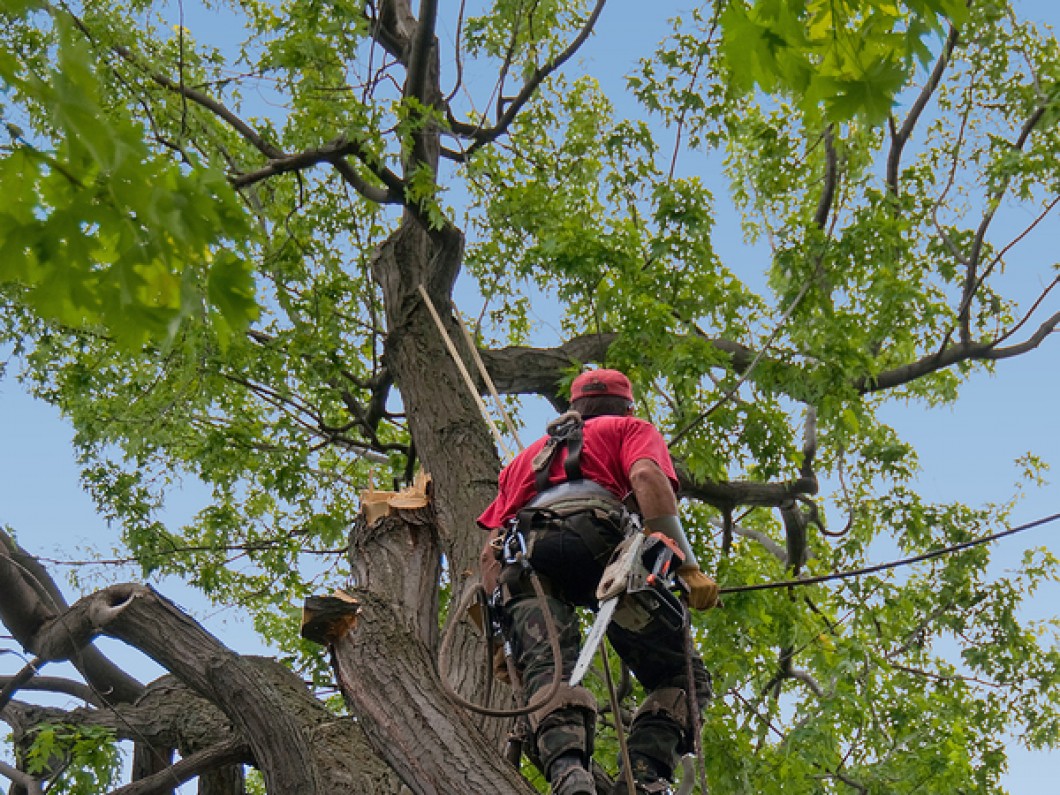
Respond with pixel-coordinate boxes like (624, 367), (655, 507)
(858, 311), (1060, 393)
(369, 0), (418, 65)
(814, 125), (838, 229)
(0, 528), (144, 705)
(63, 6), (405, 204)
(678, 469), (818, 512)
(232, 137), (403, 203)
(961, 104), (1049, 339)
(887, 24), (959, 193)
(109, 739), (250, 795)
(0, 760), (43, 795)
(453, 0), (609, 158)
(0, 675), (100, 706)
(405, 0), (439, 107)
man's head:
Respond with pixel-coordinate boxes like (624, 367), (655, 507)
(570, 368), (634, 418)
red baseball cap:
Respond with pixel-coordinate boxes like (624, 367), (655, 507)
(570, 369), (634, 402)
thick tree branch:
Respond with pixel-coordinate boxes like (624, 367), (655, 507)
(232, 137), (403, 203)
(0, 528), (144, 705)
(477, 332), (757, 407)
(0, 675), (100, 706)
(678, 468), (818, 512)
(475, 312), (1057, 426)
(2, 679), (235, 756)
(369, 0), (418, 65)
(88, 587), (320, 793)
(858, 310), (1060, 393)
(0, 760), (43, 795)
(406, 0), (439, 107)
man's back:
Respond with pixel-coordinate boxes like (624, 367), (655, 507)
(477, 414), (678, 531)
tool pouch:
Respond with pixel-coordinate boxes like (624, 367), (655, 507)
(612, 579), (685, 633)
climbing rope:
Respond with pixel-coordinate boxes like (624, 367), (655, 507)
(437, 562), (566, 718)
(717, 511), (1060, 595)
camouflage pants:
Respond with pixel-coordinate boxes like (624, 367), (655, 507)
(499, 522), (712, 781)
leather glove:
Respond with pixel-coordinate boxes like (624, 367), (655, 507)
(678, 564), (719, 610)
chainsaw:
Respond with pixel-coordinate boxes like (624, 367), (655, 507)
(569, 520), (686, 686)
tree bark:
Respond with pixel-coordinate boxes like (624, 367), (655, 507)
(328, 500), (535, 794)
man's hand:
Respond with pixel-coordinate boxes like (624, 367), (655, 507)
(678, 564), (719, 610)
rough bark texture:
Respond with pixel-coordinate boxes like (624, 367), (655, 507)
(369, 219), (517, 745)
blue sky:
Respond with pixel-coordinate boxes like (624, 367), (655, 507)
(2, 1), (1058, 791)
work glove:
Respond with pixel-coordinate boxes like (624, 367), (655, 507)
(678, 564), (719, 610)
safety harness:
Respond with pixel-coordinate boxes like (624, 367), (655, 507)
(496, 411), (631, 608)
(531, 410), (586, 492)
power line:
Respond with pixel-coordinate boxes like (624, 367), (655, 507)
(719, 511), (1060, 595)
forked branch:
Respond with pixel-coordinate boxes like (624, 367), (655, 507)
(447, 0), (609, 158)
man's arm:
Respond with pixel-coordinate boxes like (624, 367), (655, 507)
(629, 459), (719, 610)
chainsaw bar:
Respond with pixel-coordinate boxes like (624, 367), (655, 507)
(569, 594), (618, 686)
(569, 530), (646, 686)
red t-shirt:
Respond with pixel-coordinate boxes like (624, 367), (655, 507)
(477, 415), (679, 530)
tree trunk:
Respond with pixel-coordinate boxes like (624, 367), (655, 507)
(370, 219), (516, 742)
(321, 473), (535, 793)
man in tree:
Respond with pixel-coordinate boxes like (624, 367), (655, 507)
(478, 368), (719, 795)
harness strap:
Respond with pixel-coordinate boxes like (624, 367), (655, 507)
(532, 410), (585, 492)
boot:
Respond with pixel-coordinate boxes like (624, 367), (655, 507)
(611, 755), (673, 795)
(551, 765), (597, 795)
(549, 753), (596, 795)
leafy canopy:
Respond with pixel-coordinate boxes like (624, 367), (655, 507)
(1, 0), (1058, 793)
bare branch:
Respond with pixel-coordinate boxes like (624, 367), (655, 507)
(64, 6), (404, 204)
(232, 136), (404, 204)
(443, 0), (470, 104)
(109, 739), (250, 795)
(722, 519), (789, 563)
(0, 760), (43, 795)
(0, 675), (100, 706)
(146, 71), (283, 159)
(455, 0), (608, 158)
(887, 25), (959, 193)
(814, 126), (838, 229)
(859, 309), (1060, 393)
(986, 307), (1060, 359)
(961, 104), (1049, 337)
(0, 658), (44, 713)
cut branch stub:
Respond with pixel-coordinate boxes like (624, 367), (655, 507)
(349, 472), (440, 646)
(301, 591), (361, 647)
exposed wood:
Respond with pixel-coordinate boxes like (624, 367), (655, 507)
(0, 528), (143, 705)
(301, 592), (361, 647)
